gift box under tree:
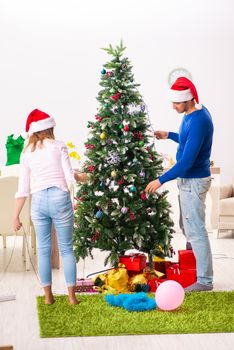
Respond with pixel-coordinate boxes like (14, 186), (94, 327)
(178, 249), (196, 269)
(165, 261), (196, 288)
(148, 250), (197, 291)
(119, 253), (147, 272)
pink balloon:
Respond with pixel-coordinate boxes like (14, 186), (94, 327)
(155, 280), (185, 311)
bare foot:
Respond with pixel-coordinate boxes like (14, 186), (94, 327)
(68, 296), (80, 305)
(45, 295), (54, 305)
(67, 286), (80, 305)
(44, 285), (54, 305)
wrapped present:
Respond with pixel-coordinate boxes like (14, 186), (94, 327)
(75, 278), (97, 293)
(166, 262), (196, 288)
(106, 266), (129, 293)
(119, 253), (146, 272)
(178, 250), (196, 270)
(166, 262), (181, 282)
(128, 273), (148, 291)
(148, 277), (165, 292)
(144, 267), (165, 282)
(5, 134), (25, 166)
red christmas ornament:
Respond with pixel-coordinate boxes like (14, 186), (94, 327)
(91, 231), (101, 242)
(106, 71), (114, 77)
(132, 131), (143, 140)
(123, 125), (129, 132)
(87, 165), (95, 172)
(129, 212), (136, 221)
(118, 178), (125, 185)
(95, 115), (102, 122)
(111, 92), (121, 101)
(140, 192), (147, 200)
(85, 144), (95, 149)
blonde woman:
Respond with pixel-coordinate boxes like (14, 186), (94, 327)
(13, 109), (86, 304)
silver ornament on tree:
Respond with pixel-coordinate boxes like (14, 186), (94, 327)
(107, 151), (120, 165)
(121, 206), (129, 214)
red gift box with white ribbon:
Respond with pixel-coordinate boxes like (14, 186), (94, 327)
(119, 253), (147, 272)
(148, 277), (165, 292)
(166, 262), (196, 288)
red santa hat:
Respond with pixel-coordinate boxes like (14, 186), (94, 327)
(169, 77), (202, 109)
(25, 109), (56, 136)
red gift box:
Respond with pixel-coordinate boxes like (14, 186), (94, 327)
(148, 277), (165, 292)
(178, 250), (196, 270)
(119, 253), (147, 272)
(166, 262), (196, 288)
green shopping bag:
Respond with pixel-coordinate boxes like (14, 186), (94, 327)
(5, 134), (25, 166)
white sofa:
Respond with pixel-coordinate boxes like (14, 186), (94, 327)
(210, 176), (234, 238)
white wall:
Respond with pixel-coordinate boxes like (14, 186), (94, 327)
(1, 0), (233, 183)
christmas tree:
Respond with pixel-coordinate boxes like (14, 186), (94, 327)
(73, 42), (174, 267)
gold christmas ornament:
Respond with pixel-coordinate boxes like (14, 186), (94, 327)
(111, 170), (117, 177)
(100, 132), (106, 140)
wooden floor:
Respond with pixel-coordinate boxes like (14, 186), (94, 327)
(1, 231), (234, 350)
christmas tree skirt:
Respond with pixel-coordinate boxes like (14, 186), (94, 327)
(37, 292), (234, 337)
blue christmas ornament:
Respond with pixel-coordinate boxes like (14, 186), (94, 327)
(130, 186), (137, 192)
(101, 68), (106, 75)
(96, 210), (103, 219)
(140, 104), (146, 112)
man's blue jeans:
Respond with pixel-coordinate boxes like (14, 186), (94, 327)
(31, 187), (76, 287)
(177, 177), (213, 286)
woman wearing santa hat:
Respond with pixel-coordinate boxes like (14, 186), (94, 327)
(146, 77), (214, 292)
(13, 109), (86, 304)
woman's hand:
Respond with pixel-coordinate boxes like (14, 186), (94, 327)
(13, 216), (22, 231)
(74, 172), (88, 183)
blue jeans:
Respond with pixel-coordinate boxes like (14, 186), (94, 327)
(177, 177), (213, 286)
(31, 187), (76, 287)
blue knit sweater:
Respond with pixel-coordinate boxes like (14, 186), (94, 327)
(159, 106), (214, 184)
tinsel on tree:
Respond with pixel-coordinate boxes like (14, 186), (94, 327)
(73, 41), (174, 267)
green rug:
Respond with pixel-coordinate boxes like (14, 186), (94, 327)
(37, 292), (234, 337)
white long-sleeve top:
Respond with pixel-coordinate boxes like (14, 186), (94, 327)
(15, 139), (76, 198)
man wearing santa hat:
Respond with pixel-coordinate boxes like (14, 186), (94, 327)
(146, 77), (214, 292)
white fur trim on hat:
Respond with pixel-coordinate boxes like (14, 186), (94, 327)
(195, 103), (203, 110)
(169, 88), (193, 103)
(28, 117), (56, 135)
